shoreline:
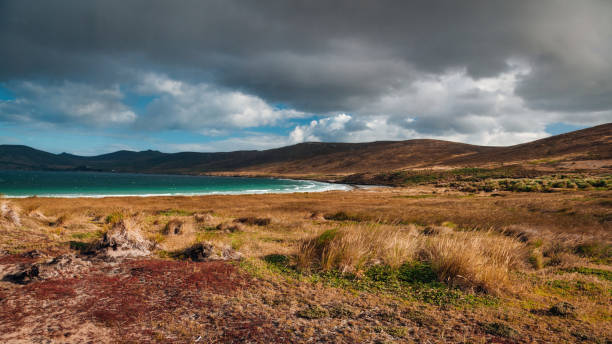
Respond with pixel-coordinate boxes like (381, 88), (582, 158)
(0, 169), (376, 199)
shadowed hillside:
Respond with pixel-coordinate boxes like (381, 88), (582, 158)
(0, 123), (610, 175)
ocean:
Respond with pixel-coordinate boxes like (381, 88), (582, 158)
(0, 170), (349, 197)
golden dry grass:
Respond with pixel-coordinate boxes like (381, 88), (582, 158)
(0, 186), (611, 342)
(295, 224), (527, 294)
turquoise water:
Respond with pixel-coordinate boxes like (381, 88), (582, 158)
(0, 170), (349, 197)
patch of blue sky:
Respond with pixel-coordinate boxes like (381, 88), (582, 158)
(154, 130), (218, 144)
(0, 123), (154, 155)
(0, 84), (16, 101)
(545, 122), (587, 136)
(122, 92), (158, 113)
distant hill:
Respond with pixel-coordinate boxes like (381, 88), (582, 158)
(0, 123), (610, 175)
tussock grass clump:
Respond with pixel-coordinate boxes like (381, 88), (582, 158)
(297, 224), (419, 273)
(297, 223), (526, 294)
(422, 231), (526, 293)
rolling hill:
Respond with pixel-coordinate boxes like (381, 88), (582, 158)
(0, 123), (610, 176)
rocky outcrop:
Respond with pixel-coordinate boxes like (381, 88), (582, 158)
(93, 219), (155, 260)
(2, 254), (91, 284)
(216, 222), (245, 233)
(182, 242), (242, 262)
(0, 202), (21, 226)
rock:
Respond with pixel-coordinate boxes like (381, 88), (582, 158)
(94, 219), (154, 260)
(0, 202), (21, 226)
(234, 217), (271, 226)
(216, 222), (245, 233)
(2, 254), (91, 284)
(162, 219), (183, 235)
(549, 302), (577, 317)
(194, 213), (214, 224)
(182, 242), (242, 262)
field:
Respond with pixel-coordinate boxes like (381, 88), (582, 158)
(1, 183), (611, 343)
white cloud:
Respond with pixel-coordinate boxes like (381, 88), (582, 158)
(0, 81), (136, 127)
(288, 62), (611, 147)
(137, 73), (308, 133)
(163, 133), (292, 152)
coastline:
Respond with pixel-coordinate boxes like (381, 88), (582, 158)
(0, 169), (353, 198)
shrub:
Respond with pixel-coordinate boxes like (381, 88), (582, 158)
(587, 179), (607, 187)
(263, 254), (290, 267)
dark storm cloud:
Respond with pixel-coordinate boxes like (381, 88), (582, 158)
(1, 0), (611, 137)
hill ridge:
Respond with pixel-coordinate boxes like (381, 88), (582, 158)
(0, 123), (610, 175)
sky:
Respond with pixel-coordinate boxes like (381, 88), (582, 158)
(0, 0), (611, 155)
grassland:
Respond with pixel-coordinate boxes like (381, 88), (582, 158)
(0, 183), (610, 343)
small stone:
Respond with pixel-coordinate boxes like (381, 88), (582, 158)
(216, 222), (244, 233)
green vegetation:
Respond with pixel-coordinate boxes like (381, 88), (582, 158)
(574, 242), (612, 264)
(544, 280), (606, 298)
(561, 267), (612, 282)
(368, 167), (612, 193)
(156, 209), (193, 216)
(70, 230), (103, 240)
(105, 212), (124, 225)
(263, 256), (497, 307)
